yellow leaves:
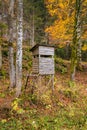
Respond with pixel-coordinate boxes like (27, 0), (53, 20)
(45, 2), (57, 16)
(45, 0), (56, 5)
(82, 44), (87, 51)
(82, 28), (87, 40)
(45, 0), (74, 43)
(58, 3), (64, 9)
(11, 100), (18, 111)
(45, 0), (70, 18)
(49, 9), (58, 16)
(1, 119), (7, 123)
(45, 17), (72, 42)
(45, 0), (87, 46)
(83, 0), (87, 5)
(45, 0), (59, 16)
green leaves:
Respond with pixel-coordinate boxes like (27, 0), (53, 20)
(0, 93), (5, 98)
(11, 98), (25, 114)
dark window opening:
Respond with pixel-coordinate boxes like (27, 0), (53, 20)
(33, 55), (53, 58)
(40, 55), (52, 58)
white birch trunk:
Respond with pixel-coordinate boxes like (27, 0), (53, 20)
(16, 0), (23, 97)
(8, 0), (15, 88)
(77, 15), (82, 67)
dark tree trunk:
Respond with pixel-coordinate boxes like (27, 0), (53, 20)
(70, 0), (82, 81)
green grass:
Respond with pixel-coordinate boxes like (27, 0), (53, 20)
(0, 107), (87, 130)
(0, 87), (87, 130)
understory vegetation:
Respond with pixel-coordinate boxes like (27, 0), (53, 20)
(0, 46), (87, 130)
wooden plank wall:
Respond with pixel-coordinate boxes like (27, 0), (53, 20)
(39, 46), (54, 56)
(39, 57), (54, 75)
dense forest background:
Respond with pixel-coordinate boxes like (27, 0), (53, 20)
(0, 0), (87, 130)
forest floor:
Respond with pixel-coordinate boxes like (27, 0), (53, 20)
(0, 60), (87, 130)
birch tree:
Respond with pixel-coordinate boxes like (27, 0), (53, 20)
(0, 39), (2, 69)
(0, 2), (2, 70)
(16, 0), (23, 97)
(76, 0), (82, 70)
(0, 1), (5, 70)
(8, 0), (16, 88)
(0, 26), (2, 70)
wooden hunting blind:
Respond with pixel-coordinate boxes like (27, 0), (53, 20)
(30, 44), (55, 75)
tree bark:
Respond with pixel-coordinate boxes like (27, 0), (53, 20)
(0, 44), (2, 69)
(77, 14), (82, 69)
(8, 45), (15, 88)
(70, 0), (81, 81)
(8, 0), (16, 88)
(16, 0), (23, 97)
(30, 7), (35, 47)
(0, 1), (4, 70)
(32, 7), (35, 46)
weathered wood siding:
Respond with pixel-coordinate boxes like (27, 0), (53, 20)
(39, 57), (54, 75)
(32, 45), (55, 75)
(32, 57), (39, 74)
(39, 46), (54, 56)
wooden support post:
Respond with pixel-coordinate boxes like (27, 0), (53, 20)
(25, 74), (29, 89)
(52, 75), (54, 92)
(37, 75), (42, 100)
